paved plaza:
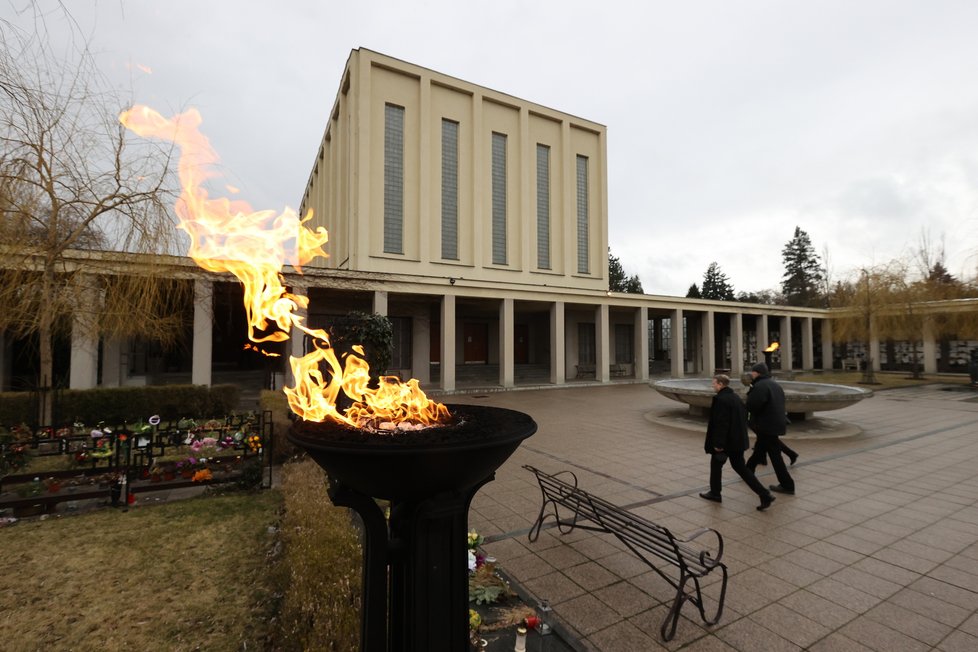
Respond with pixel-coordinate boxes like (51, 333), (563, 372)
(460, 381), (978, 651)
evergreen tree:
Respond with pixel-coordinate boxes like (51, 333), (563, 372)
(701, 262), (735, 300)
(781, 226), (825, 307)
(686, 283), (702, 299)
(608, 249), (644, 293)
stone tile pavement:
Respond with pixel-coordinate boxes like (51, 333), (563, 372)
(458, 382), (978, 651)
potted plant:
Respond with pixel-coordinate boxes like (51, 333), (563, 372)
(44, 477), (62, 493)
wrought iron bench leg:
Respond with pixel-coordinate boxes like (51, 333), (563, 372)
(696, 566), (727, 626)
(661, 571), (691, 642)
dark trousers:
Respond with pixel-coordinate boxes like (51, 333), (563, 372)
(710, 450), (770, 498)
(747, 435), (795, 491)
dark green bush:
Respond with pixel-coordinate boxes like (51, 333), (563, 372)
(0, 384), (240, 428)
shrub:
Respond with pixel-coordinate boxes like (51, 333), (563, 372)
(260, 389), (296, 462)
(0, 384), (240, 428)
(274, 459), (362, 651)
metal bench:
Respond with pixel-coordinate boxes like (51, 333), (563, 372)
(524, 465), (727, 641)
(574, 364), (596, 379)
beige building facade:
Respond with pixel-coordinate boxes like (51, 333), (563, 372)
(4, 48), (975, 396)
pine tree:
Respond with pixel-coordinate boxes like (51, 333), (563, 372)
(686, 283), (701, 299)
(701, 262), (735, 300)
(781, 227), (824, 307)
(608, 249), (644, 293)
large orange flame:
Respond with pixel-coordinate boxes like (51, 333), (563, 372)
(120, 106), (450, 429)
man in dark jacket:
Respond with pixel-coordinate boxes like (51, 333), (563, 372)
(699, 374), (775, 511)
(745, 362), (795, 495)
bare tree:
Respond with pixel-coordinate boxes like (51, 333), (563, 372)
(0, 10), (188, 423)
(830, 259), (978, 382)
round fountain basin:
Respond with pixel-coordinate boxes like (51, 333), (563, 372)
(652, 378), (872, 417)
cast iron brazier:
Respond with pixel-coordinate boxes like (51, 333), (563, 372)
(288, 404), (536, 652)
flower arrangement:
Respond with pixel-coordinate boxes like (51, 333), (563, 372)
(467, 528), (512, 605)
(9, 423), (33, 442)
(89, 438), (114, 459)
(192, 468), (213, 482)
(246, 435), (262, 453)
(1, 443), (28, 476)
(469, 608), (482, 643)
(190, 437), (218, 453)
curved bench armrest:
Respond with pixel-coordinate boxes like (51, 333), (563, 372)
(678, 526), (724, 567)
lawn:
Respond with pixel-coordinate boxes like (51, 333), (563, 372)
(0, 457), (364, 652)
(0, 491), (284, 651)
(794, 369), (974, 389)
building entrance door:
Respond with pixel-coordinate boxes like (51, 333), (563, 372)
(463, 322), (488, 364)
(514, 324), (529, 364)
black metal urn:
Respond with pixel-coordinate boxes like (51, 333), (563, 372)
(288, 404), (536, 652)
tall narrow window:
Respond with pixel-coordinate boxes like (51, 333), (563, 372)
(615, 323), (634, 364)
(576, 155), (589, 274)
(441, 119), (459, 260)
(491, 132), (507, 265)
(578, 322), (596, 365)
(389, 316), (413, 370)
(536, 144), (551, 269)
(383, 103), (404, 254)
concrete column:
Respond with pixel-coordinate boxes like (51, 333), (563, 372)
(755, 315), (769, 366)
(701, 311), (715, 375)
(500, 298), (514, 388)
(101, 336), (125, 387)
(192, 278), (214, 386)
(779, 316), (793, 371)
(653, 318), (663, 360)
(730, 313), (744, 373)
(821, 319), (834, 370)
(670, 308), (684, 378)
(372, 290), (388, 316)
(441, 294), (456, 391)
(285, 281), (308, 388)
(635, 306), (649, 381)
(869, 318), (881, 371)
(550, 301), (566, 385)
(801, 316), (814, 370)
(412, 315), (432, 384)
(922, 319), (938, 374)
(69, 276), (99, 390)
(596, 304), (610, 382)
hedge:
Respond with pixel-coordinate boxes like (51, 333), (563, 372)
(0, 384), (240, 428)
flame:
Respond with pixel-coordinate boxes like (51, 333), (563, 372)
(119, 105), (450, 429)
(764, 342), (780, 352)
(244, 343), (280, 358)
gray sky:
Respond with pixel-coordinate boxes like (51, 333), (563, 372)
(7, 0), (978, 296)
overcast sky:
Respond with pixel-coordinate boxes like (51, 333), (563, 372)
(7, 0), (978, 296)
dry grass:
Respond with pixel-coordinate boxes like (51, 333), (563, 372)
(0, 491), (283, 651)
(272, 459), (362, 652)
(794, 370), (973, 389)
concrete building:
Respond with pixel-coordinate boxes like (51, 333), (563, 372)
(1, 48), (975, 396)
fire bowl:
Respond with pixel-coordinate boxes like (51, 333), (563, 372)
(287, 404), (537, 501)
(652, 378), (873, 420)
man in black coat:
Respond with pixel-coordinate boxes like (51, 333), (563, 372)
(745, 362), (795, 495)
(699, 374), (775, 511)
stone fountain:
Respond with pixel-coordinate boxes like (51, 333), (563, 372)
(652, 377), (873, 421)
